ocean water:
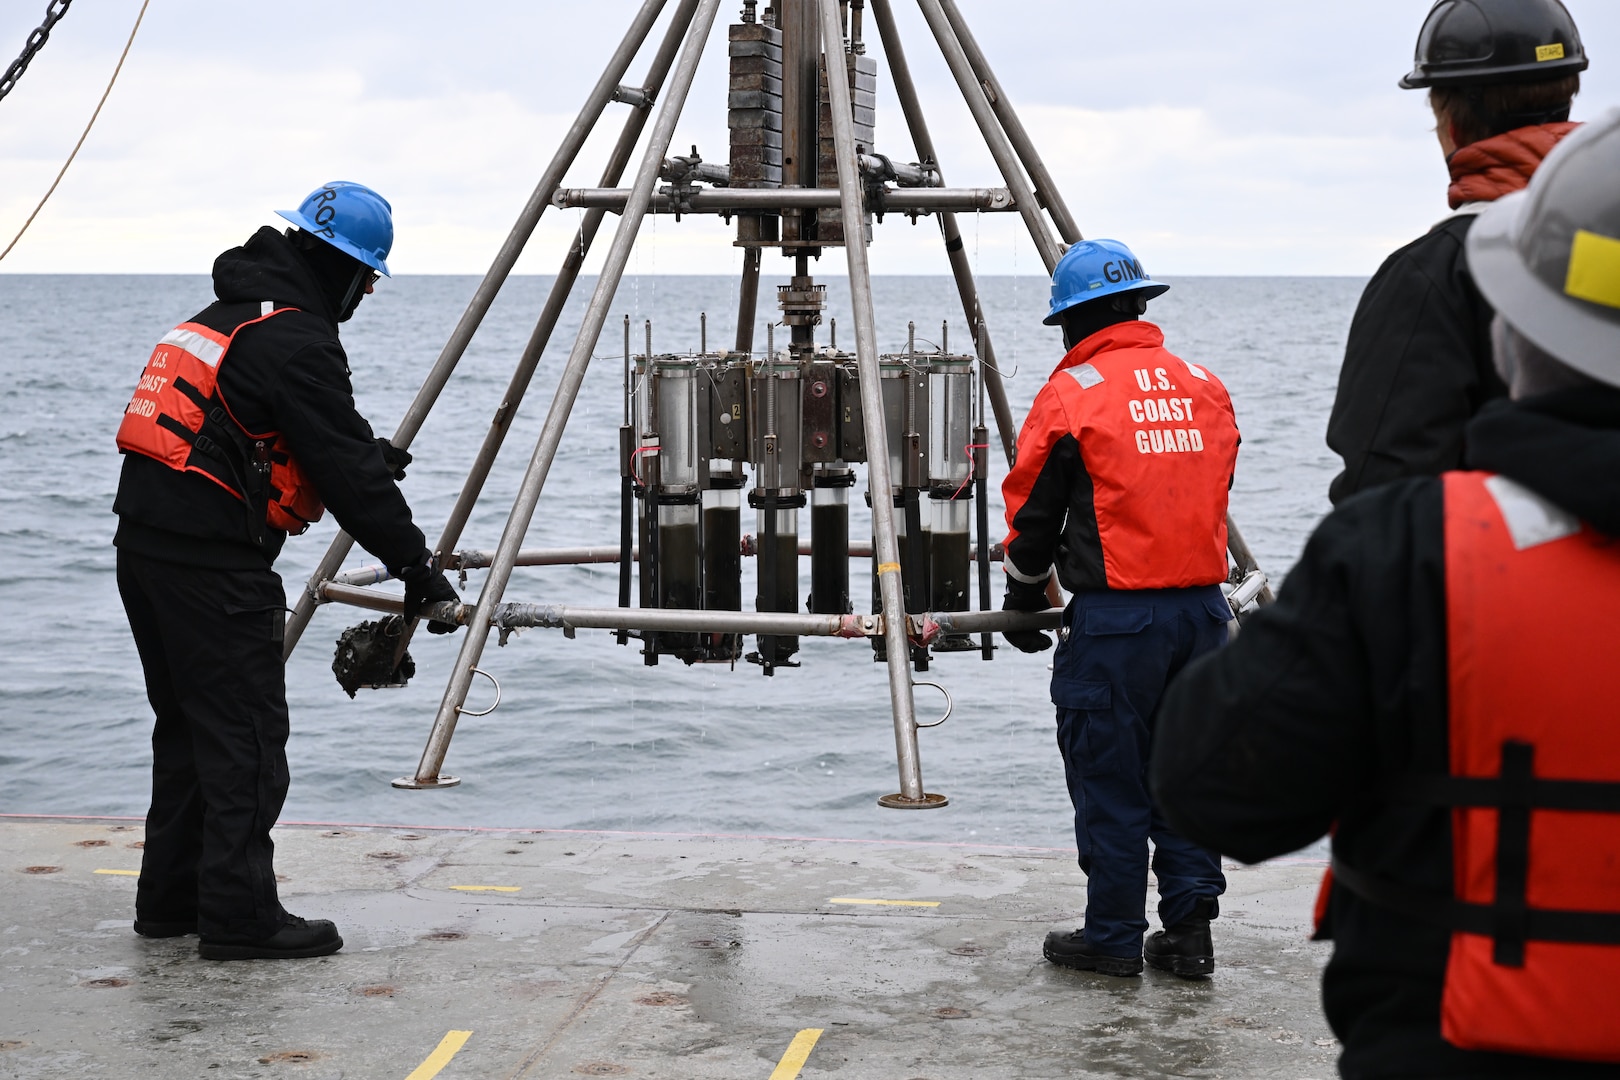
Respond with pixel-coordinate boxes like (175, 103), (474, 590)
(0, 272), (1359, 850)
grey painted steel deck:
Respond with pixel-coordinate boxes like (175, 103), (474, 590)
(1, 818), (1339, 1078)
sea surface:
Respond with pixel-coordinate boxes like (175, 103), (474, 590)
(0, 273), (1359, 851)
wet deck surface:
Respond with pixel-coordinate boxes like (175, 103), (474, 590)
(1, 818), (1339, 1079)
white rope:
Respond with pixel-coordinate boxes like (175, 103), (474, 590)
(0, 0), (152, 263)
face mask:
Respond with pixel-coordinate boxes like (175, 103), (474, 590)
(337, 269), (370, 323)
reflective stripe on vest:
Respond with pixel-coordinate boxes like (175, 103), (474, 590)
(115, 305), (326, 538)
(158, 324), (228, 368)
(1330, 470), (1620, 1063)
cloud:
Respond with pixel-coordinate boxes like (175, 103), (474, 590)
(1, 0), (1615, 275)
(1012, 103), (1443, 275)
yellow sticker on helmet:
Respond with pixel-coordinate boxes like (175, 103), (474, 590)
(1565, 230), (1620, 310)
(1536, 43), (1566, 62)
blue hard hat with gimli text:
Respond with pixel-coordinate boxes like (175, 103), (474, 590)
(1044, 239), (1170, 326)
(276, 182), (394, 276)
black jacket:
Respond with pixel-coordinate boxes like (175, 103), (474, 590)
(1151, 387), (1620, 1079)
(1325, 213), (1507, 505)
(114, 227), (426, 572)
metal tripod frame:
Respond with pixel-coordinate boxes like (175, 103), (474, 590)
(284, 0), (1271, 804)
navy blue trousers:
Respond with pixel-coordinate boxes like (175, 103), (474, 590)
(1051, 585), (1231, 956)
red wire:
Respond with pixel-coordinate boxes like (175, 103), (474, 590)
(630, 445), (661, 487)
(950, 442), (990, 500)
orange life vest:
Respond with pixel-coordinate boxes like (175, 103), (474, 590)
(115, 303), (325, 542)
(1330, 470), (1620, 1063)
(1003, 322), (1239, 590)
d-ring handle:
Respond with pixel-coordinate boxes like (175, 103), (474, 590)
(912, 680), (953, 729)
(454, 667), (501, 717)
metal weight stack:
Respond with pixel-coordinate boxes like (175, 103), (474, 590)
(728, 4), (783, 247)
(817, 46), (877, 244)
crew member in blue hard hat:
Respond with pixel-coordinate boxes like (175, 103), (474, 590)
(112, 182), (460, 961)
(1153, 109), (1620, 1077)
(1326, 0), (1587, 504)
(1000, 238), (1241, 978)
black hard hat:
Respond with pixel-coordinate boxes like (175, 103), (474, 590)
(1400, 0), (1588, 89)
(1468, 108), (1620, 388)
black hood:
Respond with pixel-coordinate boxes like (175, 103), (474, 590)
(212, 226), (341, 324)
(1466, 385), (1620, 536)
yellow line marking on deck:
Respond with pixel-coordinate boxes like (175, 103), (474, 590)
(827, 897), (940, 907)
(404, 1030), (472, 1080)
(768, 1028), (823, 1080)
(448, 885), (520, 893)
(93, 869), (139, 876)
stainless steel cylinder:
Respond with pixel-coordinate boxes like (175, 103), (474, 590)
(927, 354), (974, 490)
(878, 356), (927, 494)
(653, 356), (705, 493)
(632, 355), (659, 488)
(633, 354), (709, 663)
(749, 354), (803, 493)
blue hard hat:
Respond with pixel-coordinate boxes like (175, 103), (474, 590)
(1043, 239), (1169, 325)
(276, 181), (393, 276)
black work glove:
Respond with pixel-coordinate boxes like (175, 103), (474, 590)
(376, 437), (413, 481)
(398, 557), (461, 634)
(1002, 581), (1054, 653)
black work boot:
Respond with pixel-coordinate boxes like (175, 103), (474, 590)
(199, 915), (343, 961)
(133, 917), (197, 938)
(1042, 929), (1143, 977)
(1146, 897), (1216, 978)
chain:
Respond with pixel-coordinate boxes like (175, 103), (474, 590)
(1, 0), (147, 262)
(1, 0), (74, 104)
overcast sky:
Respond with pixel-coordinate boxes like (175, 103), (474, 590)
(1, 0), (1615, 276)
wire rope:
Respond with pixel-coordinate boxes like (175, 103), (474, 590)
(0, 0), (151, 263)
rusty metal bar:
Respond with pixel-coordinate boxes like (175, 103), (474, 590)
(321, 582), (1060, 635)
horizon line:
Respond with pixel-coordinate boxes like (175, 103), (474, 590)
(0, 270), (1371, 279)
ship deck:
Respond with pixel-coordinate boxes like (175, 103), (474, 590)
(1, 816), (1338, 1079)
